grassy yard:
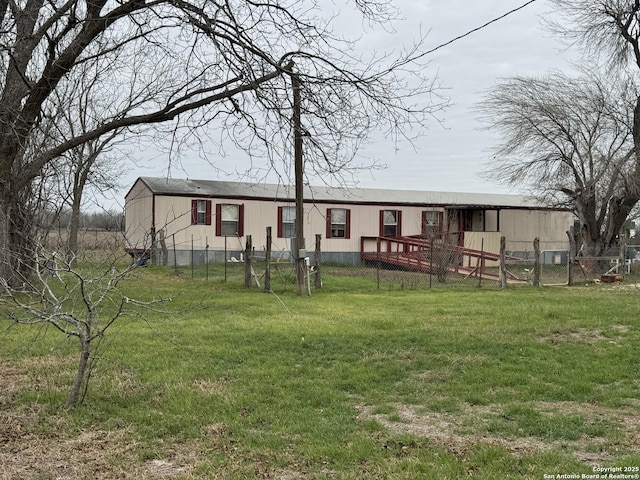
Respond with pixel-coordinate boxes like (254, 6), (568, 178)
(1, 266), (639, 479)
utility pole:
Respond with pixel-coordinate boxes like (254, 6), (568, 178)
(292, 70), (307, 295)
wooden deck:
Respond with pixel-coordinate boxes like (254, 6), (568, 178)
(360, 235), (524, 283)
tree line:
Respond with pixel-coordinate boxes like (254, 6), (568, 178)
(45, 209), (124, 233)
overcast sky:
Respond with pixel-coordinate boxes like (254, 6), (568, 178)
(108, 0), (580, 209)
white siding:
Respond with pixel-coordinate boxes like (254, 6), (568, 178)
(124, 179), (574, 263)
(152, 196), (443, 254)
(500, 209), (574, 248)
(124, 181), (153, 249)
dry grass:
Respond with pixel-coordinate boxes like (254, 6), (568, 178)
(44, 229), (125, 251)
(356, 400), (640, 465)
(0, 424), (200, 480)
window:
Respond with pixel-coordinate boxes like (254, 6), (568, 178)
(216, 204), (244, 237)
(380, 209), (402, 237)
(422, 210), (443, 235)
(278, 206), (296, 238)
(191, 199), (212, 225)
(326, 208), (350, 239)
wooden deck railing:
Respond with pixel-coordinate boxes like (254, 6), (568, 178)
(360, 234), (513, 281)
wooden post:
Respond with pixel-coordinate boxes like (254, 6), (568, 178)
(533, 237), (541, 286)
(244, 235), (252, 289)
(264, 227), (272, 293)
(619, 232), (627, 276)
(292, 71), (307, 296)
(314, 233), (322, 289)
(478, 237), (484, 288)
(499, 236), (507, 289)
(205, 236), (209, 281)
(376, 237), (381, 290)
(150, 227), (157, 265)
(159, 228), (168, 266)
(429, 236), (433, 288)
(172, 234), (177, 273)
(566, 227), (575, 286)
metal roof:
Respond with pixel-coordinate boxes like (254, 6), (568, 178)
(130, 176), (547, 209)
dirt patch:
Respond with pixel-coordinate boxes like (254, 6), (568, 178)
(356, 401), (640, 465)
(539, 326), (630, 345)
(0, 359), (198, 480)
(0, 366), (28, 404)
(357, 402), (545, 459)
(604, 282), (640, 291)
(145, 459), (188, 477)
(0, 425), (199, 480)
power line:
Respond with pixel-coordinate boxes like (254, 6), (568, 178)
(421, 0), (539, 58)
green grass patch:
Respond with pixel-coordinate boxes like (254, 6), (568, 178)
(1, 268), (639, 478)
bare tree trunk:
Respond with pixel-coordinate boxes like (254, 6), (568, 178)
(67, 190), (82, 266)
(0, 189), (36, 286)
(0, 199), (12, 283)
(67, 334), (91, 407)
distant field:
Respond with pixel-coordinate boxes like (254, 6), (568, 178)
(44, 228), (125, 251)
(0, 267), (638, 479)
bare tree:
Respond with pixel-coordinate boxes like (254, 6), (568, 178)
(48, 62), (126, 261)
(0, 0), (444, 286)
(0, 246), (160, 407)
(479, 69), (639, 258)
(549, 1), (640, 235)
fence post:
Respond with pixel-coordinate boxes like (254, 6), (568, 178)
(150, 227), (157, 265)
(533, 237), (541, 286)
(172, 234), (177, 273)
(376, 237), (381, 290)
(264, 228), (271, 293)
(566, 227), (575, 286)
(429, 236), (433, 288)
(315, 234), (322, 289)
(244, 235), (252, 288)
(478, 237), (484, 288)
(619, 233), (627, 275)
(499, 236), (507, 289)
(159, 229), (168, 266)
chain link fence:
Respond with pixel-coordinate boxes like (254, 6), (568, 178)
(503, 240), (570, 286)
(140, 233), (640, 290)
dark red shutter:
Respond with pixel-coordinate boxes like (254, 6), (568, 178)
(326, 208), (332, 238)
(191, 200), (198, 225)
(277, 207), (283, 238)
(438, 212), (444, 232)
(379, 210), (384, 237)
(421, 211), (427, 236)
(345, 209), (351, 239)
(397, 210), (402, 237)
(215, 204), (222, 236)
(237, 204), (245, 237)
(205, 200), (212, 225)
